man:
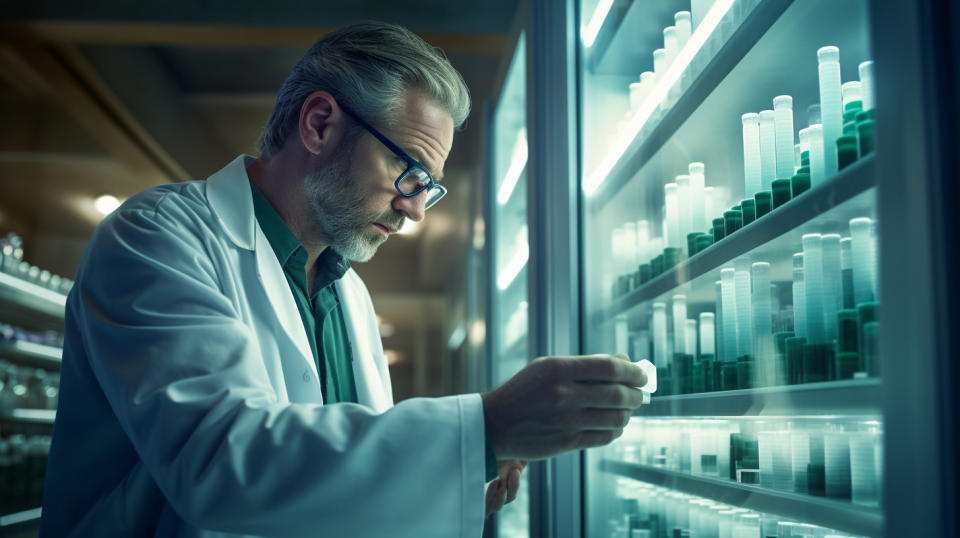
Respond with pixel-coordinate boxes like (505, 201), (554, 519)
(40, 23), (647, 537)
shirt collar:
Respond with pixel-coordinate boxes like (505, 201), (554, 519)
(249, 180), (351, 288)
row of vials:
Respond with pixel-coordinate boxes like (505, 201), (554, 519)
(617, 216), (879, 395)
(608, 476), (865, 537)
(614, 417), (883, 508)
(0, 233), (74, 296)
(610, 46), (874, 300)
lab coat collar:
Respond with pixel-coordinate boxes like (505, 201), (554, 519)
(206, 154), (258, 251)
(206, 155), (319, 385)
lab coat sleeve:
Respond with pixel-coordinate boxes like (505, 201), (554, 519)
(73, 193), (486, 537)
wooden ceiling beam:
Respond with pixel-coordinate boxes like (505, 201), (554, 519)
(0, 43), (178, 185)
(1, 21), (507, 55)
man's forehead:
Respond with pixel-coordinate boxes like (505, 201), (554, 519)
(391, 91), (455, 171)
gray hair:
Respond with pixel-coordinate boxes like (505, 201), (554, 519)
(259, 22), (471, 158)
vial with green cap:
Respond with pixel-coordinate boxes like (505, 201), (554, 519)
(791, 171), (811, 197)
(688, 232), (704, 257)
(740, 199), (756, 226)
(837, 136), (859, 170)
(638, 263), (652, 284)
(695, 234), (713, 253)
(724, 210), (742, 235)
(754, 191), (772, 218)
(712, 217), (726, 242)
(785, 336), (806, 384)
(857, 120), (875, 156)
(771, 179), (792, 208)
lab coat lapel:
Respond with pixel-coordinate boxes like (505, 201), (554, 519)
(206, 155), (319, 386)
(253, 226), (319, 383)
(336, 275), (392, 413)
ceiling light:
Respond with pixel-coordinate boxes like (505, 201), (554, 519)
(94, 195), (121, 215)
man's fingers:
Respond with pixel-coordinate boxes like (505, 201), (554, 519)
(566, 356), (647, 386)
(505, 467), (521, 504)
(575, 384), (645, 409)
(485, 479), (506, 517)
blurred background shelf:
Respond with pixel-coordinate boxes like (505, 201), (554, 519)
(2, 409), (56, 425)
(603, 155), (875, 323)
(0, 341), (62, 368)
(635, 378), (881, 417)
(601, 459), (882, 537)
(0, 507), (42, 531)
(0, 272), (66, 330)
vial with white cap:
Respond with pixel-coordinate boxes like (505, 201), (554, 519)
(742, 113), (762, 197)
(689, 162), (706, 233)
(792, 253), (807, 338)
(673, 294), (688, 355)
(758, 110), (777, 192)
(850, 217), (877, 304)
(734, 259), (753, 362)
(821, 234), (843, 341)
(818, 46), (843, 177)
(773, 96), (795, 181)
(653, 49), (667, 80)
(808, 124), (827, 187)
(663, 26), (679, 66)
(803, 234), (826, 344)
(859, 61), (875, 112)
(653, 302), (669, 368)
(676, 175), (692, 243)
(675, 11), (692, 50)
(699, 312), (715, 359)
(751, 262), (773, 386)
(715, 280), (726, 362)
(665, 183), (681, 248)
(721, 269), (738, 363)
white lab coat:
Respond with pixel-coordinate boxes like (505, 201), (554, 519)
(40, 155), (486, 538)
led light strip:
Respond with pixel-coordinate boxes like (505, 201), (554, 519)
(581, 0), (615, 48)
(497, 234), (529, 291)
(496, 128), (528, 205)
(583, 0), (737, 195)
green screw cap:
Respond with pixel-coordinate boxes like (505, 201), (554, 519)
(754, 191), (773, 218)
(791, 173), (811, 197)
(837, 135), (859, 170)
(712, 218), (726, 242)
(772, 179), (792, 208)
(740, 199), (757, 226)
(857, 120), (875, 155)
(723, 210), (743, 235)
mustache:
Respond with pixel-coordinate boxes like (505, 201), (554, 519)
(377, 211), (406, 231)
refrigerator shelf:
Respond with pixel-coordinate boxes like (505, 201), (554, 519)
(0, 271), (66, 329)
(0, 340), (62, 368)
(0, 507), (42, 529)
(602, 155), (874, 321)
(586, 0), (792, 206)
(600, 459), (883, 537)
(1, 409), (56, 424)
(634, 378), (881, 417)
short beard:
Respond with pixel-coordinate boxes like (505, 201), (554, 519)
(303, 148), (403, 262)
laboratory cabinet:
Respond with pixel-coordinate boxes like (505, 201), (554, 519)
(0, 233), (70, 533)
(487, 28), (532, 538)
(566, 0), (956, 536)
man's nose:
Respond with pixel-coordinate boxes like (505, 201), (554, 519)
(392, 191), (427, 223)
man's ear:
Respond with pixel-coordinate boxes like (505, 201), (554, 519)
(298, 91), (348, 157)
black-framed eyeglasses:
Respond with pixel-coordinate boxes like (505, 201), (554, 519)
(339, 105), (446, 210)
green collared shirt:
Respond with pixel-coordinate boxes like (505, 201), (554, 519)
(250, 181), (497, 481)
(250, 182), (357, 404)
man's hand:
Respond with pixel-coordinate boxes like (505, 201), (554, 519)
(484, 460), (527, 517)
(482, 354), (646, 461)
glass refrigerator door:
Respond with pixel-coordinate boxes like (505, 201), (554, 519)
(578, 1), (882, 536)
(490, 33), (530, 538)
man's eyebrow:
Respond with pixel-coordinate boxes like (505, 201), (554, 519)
(404, 146), (443, 182)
